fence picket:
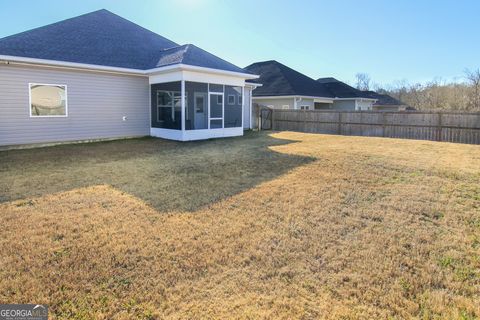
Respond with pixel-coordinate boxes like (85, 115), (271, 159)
(268, 110), (480, 145)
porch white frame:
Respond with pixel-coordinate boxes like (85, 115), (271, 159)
(149, 69), (246, 141)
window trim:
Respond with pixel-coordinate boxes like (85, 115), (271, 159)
(227, 94), (235, 105)
(29, 83), (68, 118)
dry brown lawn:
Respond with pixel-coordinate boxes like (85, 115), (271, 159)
(0, 132), (479, 319)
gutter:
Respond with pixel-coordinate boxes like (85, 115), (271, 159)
(0, 55), (259, 80)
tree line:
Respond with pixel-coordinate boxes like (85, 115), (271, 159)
(354, 69), (480, 112)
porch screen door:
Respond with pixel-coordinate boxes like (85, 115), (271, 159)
(209, 92), (223, 129)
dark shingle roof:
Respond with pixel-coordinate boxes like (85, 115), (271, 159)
(0, 9), (248, 73)
(316, 77), (371, 98)
(362, 91), (405, 106)
(155, 44), (248, 73)
(244, 60), (334, 98)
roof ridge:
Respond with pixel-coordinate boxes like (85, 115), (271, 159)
(0, 9), (178, 47)
(0, 9), (104, 42)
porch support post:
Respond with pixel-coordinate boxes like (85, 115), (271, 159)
(242, 86), (245, 131)
(249, 88), (253, 129)
(181, 80), (185, 132)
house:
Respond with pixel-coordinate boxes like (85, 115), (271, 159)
(0, 10), (258, 147)
(316, 77), (376, 110)
(244, 61), (376, 113)
(362, 91), (410, 111)
(244, 61), (335, 111)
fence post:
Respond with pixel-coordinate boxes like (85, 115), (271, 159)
(337, 112), (342, 135)
(271, 108), (275, 130)
(382, 112), (386, 137)
(437, 112), (443, 141)
(303, 109), (307, 132)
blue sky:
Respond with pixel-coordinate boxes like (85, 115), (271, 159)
(1, 0), (479, 87)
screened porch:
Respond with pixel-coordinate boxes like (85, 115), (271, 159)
(150, 81), (244, 141)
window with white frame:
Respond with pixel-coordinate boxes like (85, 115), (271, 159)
(30, 83), (67, 117)
(300, 105), (310, 110)
(238, 95), (243, 105)
(227, 94), (235, 105)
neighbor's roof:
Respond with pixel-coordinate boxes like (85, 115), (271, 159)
(244, 60), (334, 98)
(316, 77), (371, 98)
(0, 9), (248, 74)
(362, 91), (405, 106)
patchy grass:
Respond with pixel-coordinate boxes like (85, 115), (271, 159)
(0, 131), (479, 319)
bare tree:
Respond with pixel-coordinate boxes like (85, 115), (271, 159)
(465, 68), (480, 110)
(355, 73), (371, 91)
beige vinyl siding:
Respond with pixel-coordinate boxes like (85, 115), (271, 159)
(253, 97), (295, 110)
(356, 99), (374, 110)
(295, 98), (315, 110)
(0, 64), (150, 146)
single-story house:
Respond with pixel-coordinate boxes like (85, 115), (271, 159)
(244, 61), (376, 112)
(0, 10), (259, 147)
(244, 61), (335, 111)
(362, 91), (410, 111)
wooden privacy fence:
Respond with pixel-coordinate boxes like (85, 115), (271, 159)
(270, 110), (480, 145)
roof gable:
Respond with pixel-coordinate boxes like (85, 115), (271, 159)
(245, 61), (334, 98)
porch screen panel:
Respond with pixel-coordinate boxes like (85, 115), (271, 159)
(224, 86), (242, 128)
(185, 82), (208, 130)
(210, 94), (223, 118)
(151, 82), (182, 130)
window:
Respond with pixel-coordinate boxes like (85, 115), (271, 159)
(195, 95), (204, 113)
(227, 94), (235, 105)
(217, 95), (223, 105)
(30, 83), (67, 117)
(238, 95), (243, 105)
(282, 105), (290, 109)
(300, 105), (310, 110)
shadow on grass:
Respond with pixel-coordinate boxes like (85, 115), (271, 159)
(0, 131), (314, 212)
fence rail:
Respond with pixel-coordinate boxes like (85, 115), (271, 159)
(270, 110), (480, 145)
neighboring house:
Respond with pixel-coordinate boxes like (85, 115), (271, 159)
(244, 61), (335, 111)
(362, 91), (410, 111)
(0, 10), (258, 147)
(244, 61), (376, 113)
(316, 77), (376, 110)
